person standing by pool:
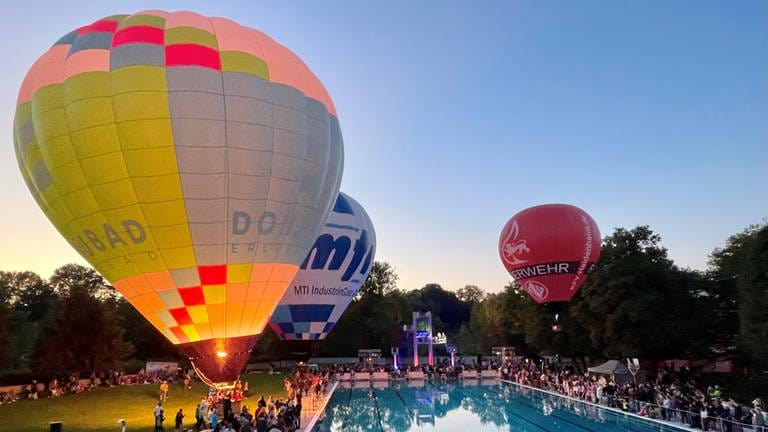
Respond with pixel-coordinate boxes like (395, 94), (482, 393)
(753, 406), (765, 432)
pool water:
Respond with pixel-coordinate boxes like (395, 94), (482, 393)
(311, 379), (686, 431)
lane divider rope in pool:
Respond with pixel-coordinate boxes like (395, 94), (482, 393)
(370, 390), (385, 432)
(460, 380), (580, 432)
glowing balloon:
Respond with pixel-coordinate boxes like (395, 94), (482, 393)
(499, 204), (601, 303)
(268, 192), (375, 360)
(13, 10), (343, 384)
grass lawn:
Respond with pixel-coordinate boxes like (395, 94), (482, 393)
(0, 373), (288, 432)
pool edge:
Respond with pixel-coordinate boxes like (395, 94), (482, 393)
(303, 380), (340, 432)
(499, 378), (691, 431)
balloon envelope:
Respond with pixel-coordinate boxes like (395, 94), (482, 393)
(498, 204), (600, 303)
(13, 10), (343, 384)
(269, 192), (376, 359)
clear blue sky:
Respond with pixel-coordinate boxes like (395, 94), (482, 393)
(1, 1), (766, 294)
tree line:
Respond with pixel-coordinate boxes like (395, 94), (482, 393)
(1, 223), (766, 390)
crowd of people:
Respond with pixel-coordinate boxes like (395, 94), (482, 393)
(0, 369), (143, 403)
(502, 361), (767, 431)
(4, 358), (766, 431)
(0, 364), (334, 431)
(325, 357), (504, 382)
(149, 367), (331, 432)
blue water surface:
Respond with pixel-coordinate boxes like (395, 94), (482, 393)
(312, 379), (686, 431)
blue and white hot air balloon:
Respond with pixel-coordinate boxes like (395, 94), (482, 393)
(268, 192), (376, 360)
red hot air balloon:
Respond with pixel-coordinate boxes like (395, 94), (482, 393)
(498, 204), (601, 303)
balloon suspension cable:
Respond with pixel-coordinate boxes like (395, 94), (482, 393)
(189, 359), (237, 390)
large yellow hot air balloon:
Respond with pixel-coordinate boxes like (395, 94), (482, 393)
(13, 10), (343, 385)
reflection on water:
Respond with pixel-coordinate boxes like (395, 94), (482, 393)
(313, 380), (682, 432)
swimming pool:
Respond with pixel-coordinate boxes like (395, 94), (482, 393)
(311, 379), (687, 431)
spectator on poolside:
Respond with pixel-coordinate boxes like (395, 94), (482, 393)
(753, 406), (765, 432)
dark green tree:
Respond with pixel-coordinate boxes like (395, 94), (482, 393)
(319, 299), (365, 356)
(732, 225), (768, 369)
(406, 283), (470, 333)
(356, 261), (399, 299)
(6, 309), (44, 372)
(499, 283), (595, 363)
(49, 264), (120, 303)
(0, 303), (12, 370)
(0, 272), (55, 373)
(706, 239), (742, 352)
(570, 226), (707, 361)
(457, 285), (485, 304)
(468, 293), (505, 355)
(361, 289), (412, 350)
(456, 323), (477, 355)
(321, 263), (410, 356)
(0, 272), (12, 305)
(496, 283), (535, 356)
(0, 271), (56, 320)
(31, 285), (134, 378)
(321, 286), (411, 356)
(707, 223), (768, 368)
(501, 283), (550, 351)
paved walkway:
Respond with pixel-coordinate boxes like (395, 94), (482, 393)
(300, 381), (338, 432)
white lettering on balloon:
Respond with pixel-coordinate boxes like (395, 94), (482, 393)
(569, 214), (594, 291)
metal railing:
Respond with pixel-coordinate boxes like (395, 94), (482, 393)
(505, 378), (763, 432)
(613, 399), (762, 432)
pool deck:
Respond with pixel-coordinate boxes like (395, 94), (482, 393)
(301, 381), (339, 432)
